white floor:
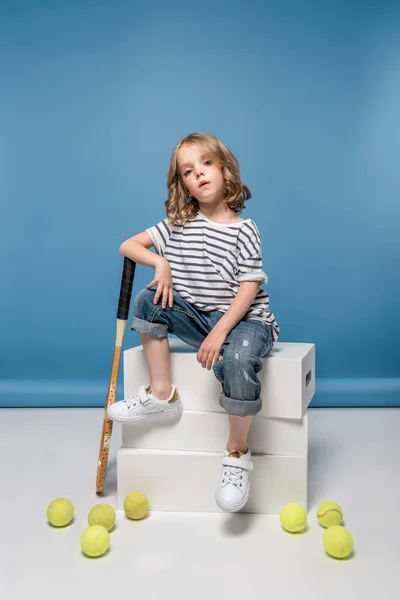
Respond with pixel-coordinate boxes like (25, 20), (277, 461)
(1, 406), (399, 600)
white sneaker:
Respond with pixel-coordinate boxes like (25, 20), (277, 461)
(107, 384), (182, 424)
(215, 447), (253, 513)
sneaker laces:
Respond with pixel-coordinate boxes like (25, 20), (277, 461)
(124, 395), (142, 410)
(222, 464), (244, 488)
(124, 386), (152, 410)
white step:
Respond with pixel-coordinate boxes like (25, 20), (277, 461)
(117, 448), (307, 514)
(123, 338), (315, 419)
(121, 409), (308, 456)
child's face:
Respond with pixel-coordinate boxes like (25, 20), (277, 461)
(178, 144), (225, 205)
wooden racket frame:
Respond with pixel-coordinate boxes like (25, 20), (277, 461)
(96, 257), (136, 494)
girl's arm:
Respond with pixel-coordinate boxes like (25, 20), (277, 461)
(212, 281), (260, 335)
(119, 232), (165, 269)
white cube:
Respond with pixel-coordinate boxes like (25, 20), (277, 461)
(117, 448), (307, 514)
(123, 338), (315, 419)
(121, 409), (308, 456)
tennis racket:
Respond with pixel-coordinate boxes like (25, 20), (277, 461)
(96, 257), (136, 493)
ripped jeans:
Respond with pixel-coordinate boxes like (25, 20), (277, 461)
(131, 288), (275, 417)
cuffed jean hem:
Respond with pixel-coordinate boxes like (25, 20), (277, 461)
(131, 316), (168, 339)
(219, 393), (262, 417)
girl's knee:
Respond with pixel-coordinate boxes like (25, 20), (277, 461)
(134, 288), (156, 318)
(213, 349), (263, 403)
(221, 347), (262, 373)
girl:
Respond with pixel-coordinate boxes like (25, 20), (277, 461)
(108, 133), (279, 513)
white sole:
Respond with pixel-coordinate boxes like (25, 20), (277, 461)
(215, 485), (250, 513)
(107, 404), (183, 425)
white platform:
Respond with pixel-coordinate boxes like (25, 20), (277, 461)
(120, 337), (313, 514)
(123, 338), (315, 419)
(121, 409), (309, 456)
(117, 448), (308, 514)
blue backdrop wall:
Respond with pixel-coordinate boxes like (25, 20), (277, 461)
(1, 0), (399, 407)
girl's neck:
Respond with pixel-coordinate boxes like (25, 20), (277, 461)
(198, 203), (243, 224)
(198, 208), (244, 225)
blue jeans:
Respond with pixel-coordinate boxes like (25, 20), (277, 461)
(130, 288), (275, 417)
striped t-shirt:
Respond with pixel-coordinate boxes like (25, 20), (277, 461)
(146, 209), (279, 341)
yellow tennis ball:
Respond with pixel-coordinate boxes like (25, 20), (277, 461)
(123, 492), (149, 520)
(47, 498), (74, 527)
(280, 502), (307, 533)
(317, 500), (343, 528)
(88, 503), (116, 532)
(80, 525), (110, 557)
(323, 525), (353, 559)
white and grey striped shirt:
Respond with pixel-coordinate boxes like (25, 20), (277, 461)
(146, 209), (279, 341)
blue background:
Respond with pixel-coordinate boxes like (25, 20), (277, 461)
(1, 0), (399, 407)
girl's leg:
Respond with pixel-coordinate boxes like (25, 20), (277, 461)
(140, 334), (173, 400)
(212, 320), (274, 455)
(213, 320), (274, 420)
(214, 321), (274, 512)
(108, 288), (221, 424)
(132, 288), (219, 401)
(227, 415), (252, 454)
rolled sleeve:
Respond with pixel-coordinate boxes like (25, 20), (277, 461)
(236, 221), (268, 284)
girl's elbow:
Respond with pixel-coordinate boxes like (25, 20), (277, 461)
(119, 241), (128, 256)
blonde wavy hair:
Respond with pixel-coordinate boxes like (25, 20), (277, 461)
(164, 133), (251, 226)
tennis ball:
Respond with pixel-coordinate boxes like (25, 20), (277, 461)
(47, 498), (74, 527)
(88, 503), (116, 532)
(80, 525), (110, 557)
(280, 502), (307, 533)
(317, 500), (343, 528)
(123, 492), (149, 520)
(323, 525), (353, 559)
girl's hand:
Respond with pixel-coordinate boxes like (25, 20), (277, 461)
(146, 258), (174, 309)
(197, 329), (227, 370)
